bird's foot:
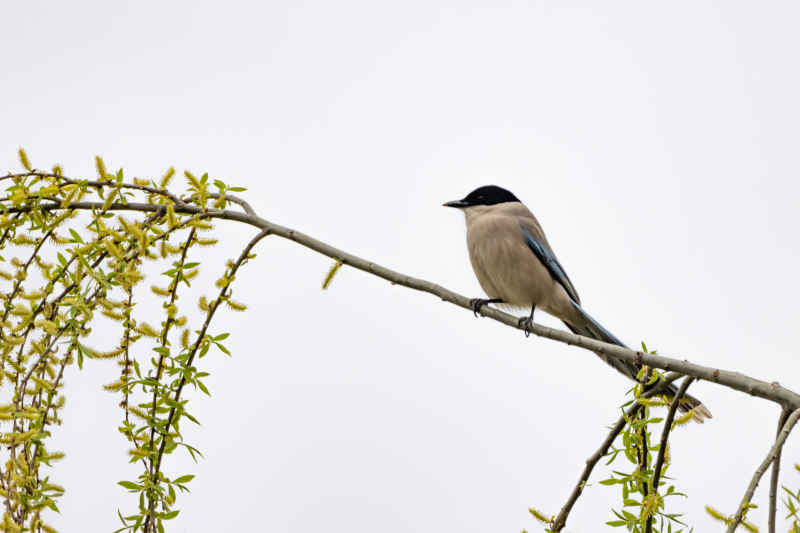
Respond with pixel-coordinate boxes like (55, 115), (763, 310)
(469, 298), (501, 317)
(518, 316), (534, 337)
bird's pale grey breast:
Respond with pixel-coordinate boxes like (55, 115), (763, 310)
(465, 203), (578, 320)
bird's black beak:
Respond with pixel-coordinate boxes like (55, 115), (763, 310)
(443, 199), (469, 208)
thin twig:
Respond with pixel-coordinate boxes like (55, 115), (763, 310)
(551, 372), (684, 532)
(142, 228), (270, 532)
(651, 377), (694, 491)
(769, 408), (790, 533)
(647, 377), (695, 533)
(146, 228), (196, 461)
(727, 408), (800, 532)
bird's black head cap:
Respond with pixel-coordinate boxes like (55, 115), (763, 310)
(444, 185), (519, 208)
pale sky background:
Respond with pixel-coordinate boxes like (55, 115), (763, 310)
(3, 1), (800, 531)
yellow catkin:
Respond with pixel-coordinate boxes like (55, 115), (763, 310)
(151, 285), (170, 297)
(704, 506), (729, 523)
(95, 156), (108, 179)
(528, 508), (551, 524)
(93, 347), (124, 360)
(101, 188), (118, 210)
(59, 187), (78, 208)
(35, 320), (59, 336)
(103, 239), (123, 259)
(163, 242), (182, 255)
(22, 289), (44, 300)
(198, 296), (209, 312)
(184, 170), (200, 187)
(12, 234), (37, 246)
(672, 410), (695, 427)
(18, 148), (32, 171)
(160, 167), (176, 188)
(50, 233), (71, 245)
(103, 379), (125, 392)
(126, 406), (149, 421)
(322, 260), (343, 289)
(225, 299), (247, 312)
(188, 219), (213, 230)
(135, 322), (159, 338)
(180, 329), (190, 349)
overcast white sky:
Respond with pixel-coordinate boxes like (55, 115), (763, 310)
(3, 1), (800, 531)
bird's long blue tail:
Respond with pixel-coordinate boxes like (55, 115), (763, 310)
(564, 301), (712, 422)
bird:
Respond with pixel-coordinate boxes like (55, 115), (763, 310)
(444, 185), (711, 422)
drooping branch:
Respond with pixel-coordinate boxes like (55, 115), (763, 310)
(551, 371), (684, 532)
(647, 376), (695, 533)
(652, 377), (695, 491)
(768, 408), (790, 533)
(143, 228), (270, 532)
(727, 408), (800, 532)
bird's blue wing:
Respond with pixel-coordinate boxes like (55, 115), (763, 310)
(520, 224), (581, 305)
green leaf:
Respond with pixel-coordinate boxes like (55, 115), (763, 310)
(118, 480), (141, 491)
(214, 342), (231, 356)
(173, 474), (195, 484)
(68, 228), (83, 243)
(161, 510), (180, 520)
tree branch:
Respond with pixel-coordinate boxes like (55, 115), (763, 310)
(551, 372), (684, 532)
(652, 377), (695, 491)
(4, 196), (800, 412)
(647, 377), (695, 533)
(9, 198), (797, 412)
(769, 408), (790, 533)
(727, 408), (800, 532)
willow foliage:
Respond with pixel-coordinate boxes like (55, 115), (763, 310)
(0, 150), (255, 533)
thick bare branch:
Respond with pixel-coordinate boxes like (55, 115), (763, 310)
(727, 408), (800, 532)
